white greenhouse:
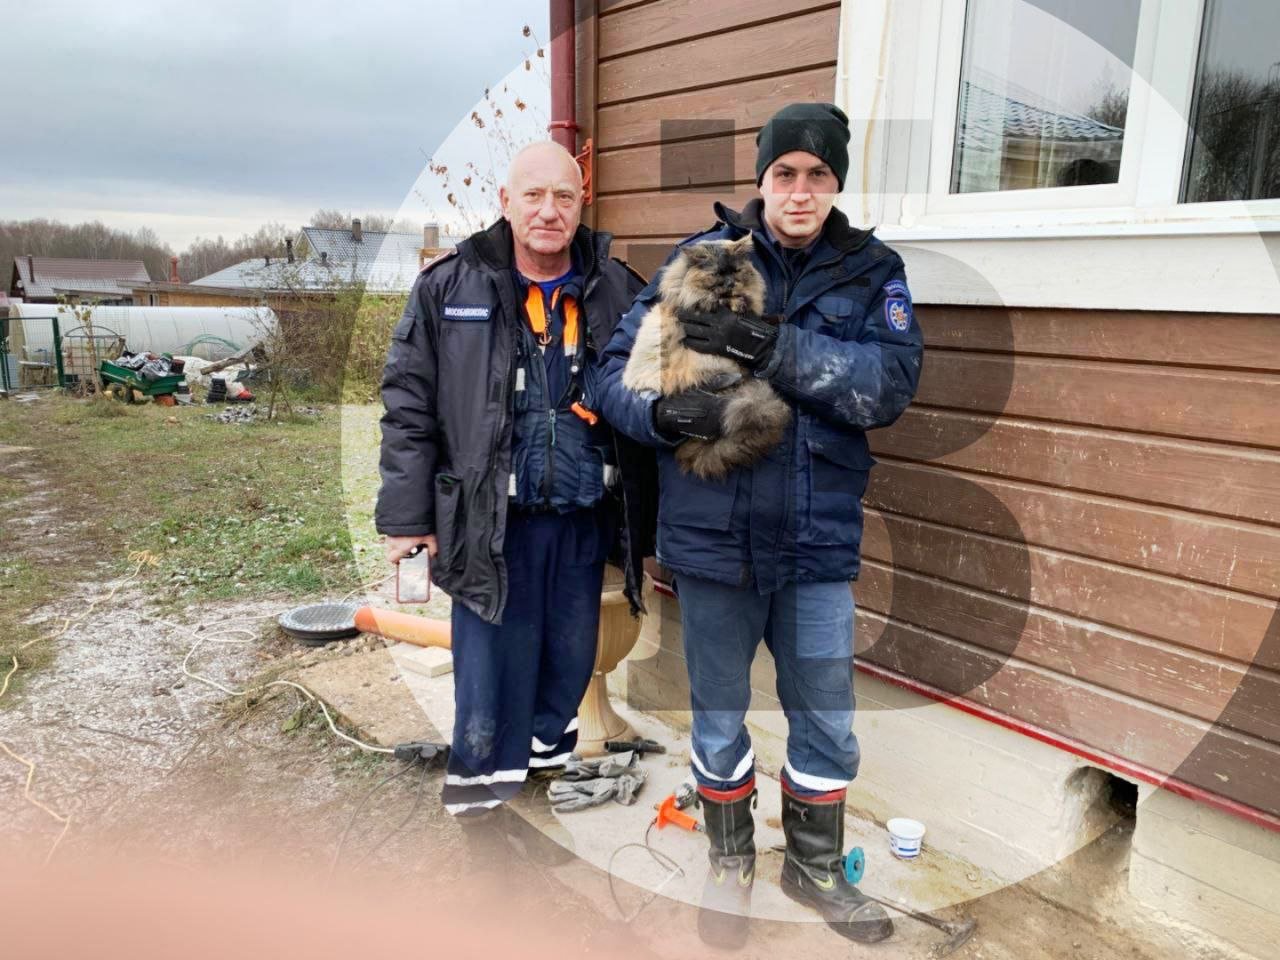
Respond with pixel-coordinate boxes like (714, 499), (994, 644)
(1, 303), (276, 388)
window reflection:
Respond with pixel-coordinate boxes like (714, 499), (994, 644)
(951, 0), (1140, 194)
(1183, 0), (1280, 203)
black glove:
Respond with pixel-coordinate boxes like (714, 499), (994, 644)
(653, 389), (729, 442)
(678, 305), (779, 368)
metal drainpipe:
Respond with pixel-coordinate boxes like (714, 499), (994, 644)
(548, 0), (577, 151)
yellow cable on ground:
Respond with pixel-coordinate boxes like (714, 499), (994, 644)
(0, 740), (71, 863)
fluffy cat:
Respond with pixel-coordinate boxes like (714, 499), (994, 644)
(623, 236), (791, 480)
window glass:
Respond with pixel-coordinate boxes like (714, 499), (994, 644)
(1183, 0), (1280, 203)
(951, 0), (1141, 194)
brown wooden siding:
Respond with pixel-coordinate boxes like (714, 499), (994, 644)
(587, 0), (840, 276)
(860, 304), (1280, 806)
(579, 1), (1280, 817)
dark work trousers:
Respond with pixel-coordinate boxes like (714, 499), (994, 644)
(441, 504), (611, 816)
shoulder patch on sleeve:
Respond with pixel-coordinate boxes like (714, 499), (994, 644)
(419, 248), (458, 274)
(883, 279), (910, 300)
(884, 294), (913, 332)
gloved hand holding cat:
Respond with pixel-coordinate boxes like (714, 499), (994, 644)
(621, 236), (791, 479)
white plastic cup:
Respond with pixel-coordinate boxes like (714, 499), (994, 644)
(887, 818), (926, 860)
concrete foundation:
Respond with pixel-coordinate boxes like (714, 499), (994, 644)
(1131, 785), (1280, 960)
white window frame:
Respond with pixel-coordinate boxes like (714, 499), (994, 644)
(917, 0), (1148, 219)
(836, 0), (1280, 312)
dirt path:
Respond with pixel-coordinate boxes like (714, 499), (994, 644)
(0, 442), (423, 872)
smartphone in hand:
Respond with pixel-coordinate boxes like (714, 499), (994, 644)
(396, 546), (431, 603)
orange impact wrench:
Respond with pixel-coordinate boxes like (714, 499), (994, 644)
(655, 793), (704, 833)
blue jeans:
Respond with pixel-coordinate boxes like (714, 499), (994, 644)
(677, 575), (859, 797)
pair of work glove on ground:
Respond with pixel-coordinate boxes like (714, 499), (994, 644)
(548, 750), (648, 812)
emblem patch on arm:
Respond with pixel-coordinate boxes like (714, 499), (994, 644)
(882, 280), (913, 332)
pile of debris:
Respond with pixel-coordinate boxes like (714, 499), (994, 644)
(100, 350), (190, 405)
(207, 404), (262, 425)
(206, 404), (324, 425)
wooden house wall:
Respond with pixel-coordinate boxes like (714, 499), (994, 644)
(576, 0), (1280, 818)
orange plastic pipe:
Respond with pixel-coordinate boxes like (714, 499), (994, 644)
(353, 607), (452, 649)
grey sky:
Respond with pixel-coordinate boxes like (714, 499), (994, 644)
(2, 0), (549, 247)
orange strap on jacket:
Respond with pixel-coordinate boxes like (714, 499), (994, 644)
(524, 284), (579, 358)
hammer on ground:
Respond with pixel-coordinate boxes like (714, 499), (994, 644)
(864, 893), (977, 958)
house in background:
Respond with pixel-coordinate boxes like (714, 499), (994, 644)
(297, 219), (464, 292)
(132, 220), (462, 307)
(568, 1), (1280, 956)
(9, 256), (150, 305)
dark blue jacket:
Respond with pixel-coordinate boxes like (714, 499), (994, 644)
(597, 200), (923, 593)
(508, 275), (613, 512)
(376, 218), (654, 623)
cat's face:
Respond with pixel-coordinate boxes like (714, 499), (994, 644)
(663, 236), (764, 311)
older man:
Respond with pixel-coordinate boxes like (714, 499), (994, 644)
(376, 142), (651, 845)
(598, 104), (924, 946)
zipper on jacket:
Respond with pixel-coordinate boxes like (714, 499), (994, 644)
(542, 407), (558, 504)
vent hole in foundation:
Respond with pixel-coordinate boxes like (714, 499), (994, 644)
(1102, 772), (1139, 821)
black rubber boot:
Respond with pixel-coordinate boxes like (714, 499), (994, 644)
(780, 787), (894, 944)
(697, 782), (758, 950)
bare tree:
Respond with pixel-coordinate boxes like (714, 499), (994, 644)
(1186, 68), (1280, 202)
(414, 23), (551, 237)
(306, 210), (417, 234)
(1086, 84), (1129, 130)
(179, 222), (294, 282)
(56, 295), (103, 397)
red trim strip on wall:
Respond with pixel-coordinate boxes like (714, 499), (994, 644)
(648, 579), (1280, 834)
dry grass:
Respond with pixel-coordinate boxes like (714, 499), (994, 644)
(0, 395), (378, 666)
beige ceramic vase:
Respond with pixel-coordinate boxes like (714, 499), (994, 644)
(574, 564), (644, 756)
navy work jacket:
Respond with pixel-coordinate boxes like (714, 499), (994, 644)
(597, 199), (924, 593)
(375, 218), (653, 623)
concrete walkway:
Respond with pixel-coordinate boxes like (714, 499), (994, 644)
(295, 640), (1251, 960)
(297, 642), (997, 958)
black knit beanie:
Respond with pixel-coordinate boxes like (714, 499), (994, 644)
(755, 102), (851, 190)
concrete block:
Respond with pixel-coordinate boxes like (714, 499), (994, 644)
(294, 649), (436, 747)
(1132, 785), (1280, 940)
(395, 643), (453, 679)
(1139, 784), (1280, 859)
(1131, 848), (1280, 960)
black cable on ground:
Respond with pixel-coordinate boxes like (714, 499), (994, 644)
(353, 759), (431, 869)
(328, 760), (418, 877)
(327, 742), (449, 876)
